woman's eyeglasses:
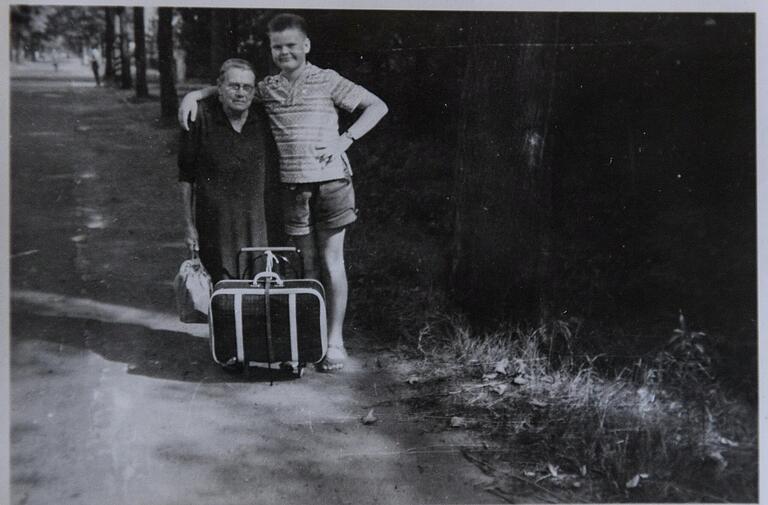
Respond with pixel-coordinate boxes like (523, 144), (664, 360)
(225, 83), (255, 93)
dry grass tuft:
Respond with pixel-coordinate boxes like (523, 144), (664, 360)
(403, 314), (757, 502)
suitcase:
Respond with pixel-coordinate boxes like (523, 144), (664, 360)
(209, 247), (327, 379)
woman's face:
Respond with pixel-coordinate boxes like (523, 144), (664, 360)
(218, 68), (256, 114)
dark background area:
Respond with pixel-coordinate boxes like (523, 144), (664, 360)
(294, 11), (755, 336)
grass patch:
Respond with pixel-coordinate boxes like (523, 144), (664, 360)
(395, 313), (757, 502)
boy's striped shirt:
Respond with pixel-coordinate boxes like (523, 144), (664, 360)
(256, 63), (367, 184)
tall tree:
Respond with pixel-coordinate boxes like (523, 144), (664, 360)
(10, 6), (55, 62)
(133, 7), (149, 98)
(158, 7), (178, 118)
(117, 8), (132, 89)
(9, 6), (33, 62)
(451, 13), (560, 324)
(104, 7), (115, 80)
(209, 8), (228, 79)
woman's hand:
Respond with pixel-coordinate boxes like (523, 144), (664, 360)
(185, 224), (199, 252)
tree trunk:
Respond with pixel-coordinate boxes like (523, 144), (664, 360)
(227, 9), (239, 56)
(118, 8), (132, 89)
(209, 8), (228, 79)
(158, 7), (178, 119)
(13, 29), (23, 63)
(104, 7), (115, 80)
(133, 7), (149, 98)
(452, 14), (560, 325)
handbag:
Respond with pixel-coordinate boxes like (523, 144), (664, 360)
(174, 252), (212, 323)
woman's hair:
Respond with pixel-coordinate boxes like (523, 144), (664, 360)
(217, 58), (255, 85)
(267, 13), (309, 37)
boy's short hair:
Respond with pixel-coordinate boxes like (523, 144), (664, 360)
(267, 13), (309, 37)
(217, 58), (255, 85)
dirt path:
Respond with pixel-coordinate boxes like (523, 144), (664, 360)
(9, 63), (498, 505)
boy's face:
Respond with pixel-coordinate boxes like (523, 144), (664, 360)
(269, 28), (310, 73)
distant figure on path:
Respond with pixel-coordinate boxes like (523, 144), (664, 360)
(51, 49), (59, 72)
(178, 58), (276, 283)
(89, 47), (101, 86)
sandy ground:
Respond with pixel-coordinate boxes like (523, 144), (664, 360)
(9, 61), (499, 505)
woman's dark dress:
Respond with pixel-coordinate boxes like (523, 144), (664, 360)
(178, 96), (275, 282)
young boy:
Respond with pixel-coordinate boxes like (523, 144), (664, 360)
(179, 13), (388, 372)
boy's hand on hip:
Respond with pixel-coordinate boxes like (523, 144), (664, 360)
(315, 135), (353, 165)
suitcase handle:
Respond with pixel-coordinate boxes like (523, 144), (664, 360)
(252, 271), (284, 287)
(236, 247), (304, 279)
(239, 247), (297, 253)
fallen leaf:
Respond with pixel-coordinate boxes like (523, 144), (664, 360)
(523, 471), (536, 478)
(530, 399), (548, 407)
(361, 409), (378, 425)
(718, 436), (739, 447)
(639, 473), (649, 479)
(547, 463), (559, 477)
(572, 481), (582, 489)
(450, 416), (467, 428)
(513, 376), (529, 386)
(405, 375), (421, 385)
(494, 358), (510, 375)
(580, 465), (587, 476)
(482, 372), (498, 381)
(625, 474), (641, 489)
(708, 450), (728, 470)
(492, 383), (509, 395)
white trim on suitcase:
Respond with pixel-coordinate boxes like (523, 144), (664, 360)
(289, 293), (299, 362)
(208, 305), (218, 363)
(318, 295), (327, 357)
(234, 294), (245, 363)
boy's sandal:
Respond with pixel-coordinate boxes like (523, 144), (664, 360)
(316, 356), (344, 372)
(316, 346), (347, 373)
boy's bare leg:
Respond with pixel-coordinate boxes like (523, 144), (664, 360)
(292, 233), (319, 279)
(317, 227), (349, 368)
(293, 229), (348, 370)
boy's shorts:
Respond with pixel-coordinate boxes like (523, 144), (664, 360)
(282, 177), (358, 236)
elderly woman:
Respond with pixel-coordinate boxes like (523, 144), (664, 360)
(178, 58), (277, 282)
